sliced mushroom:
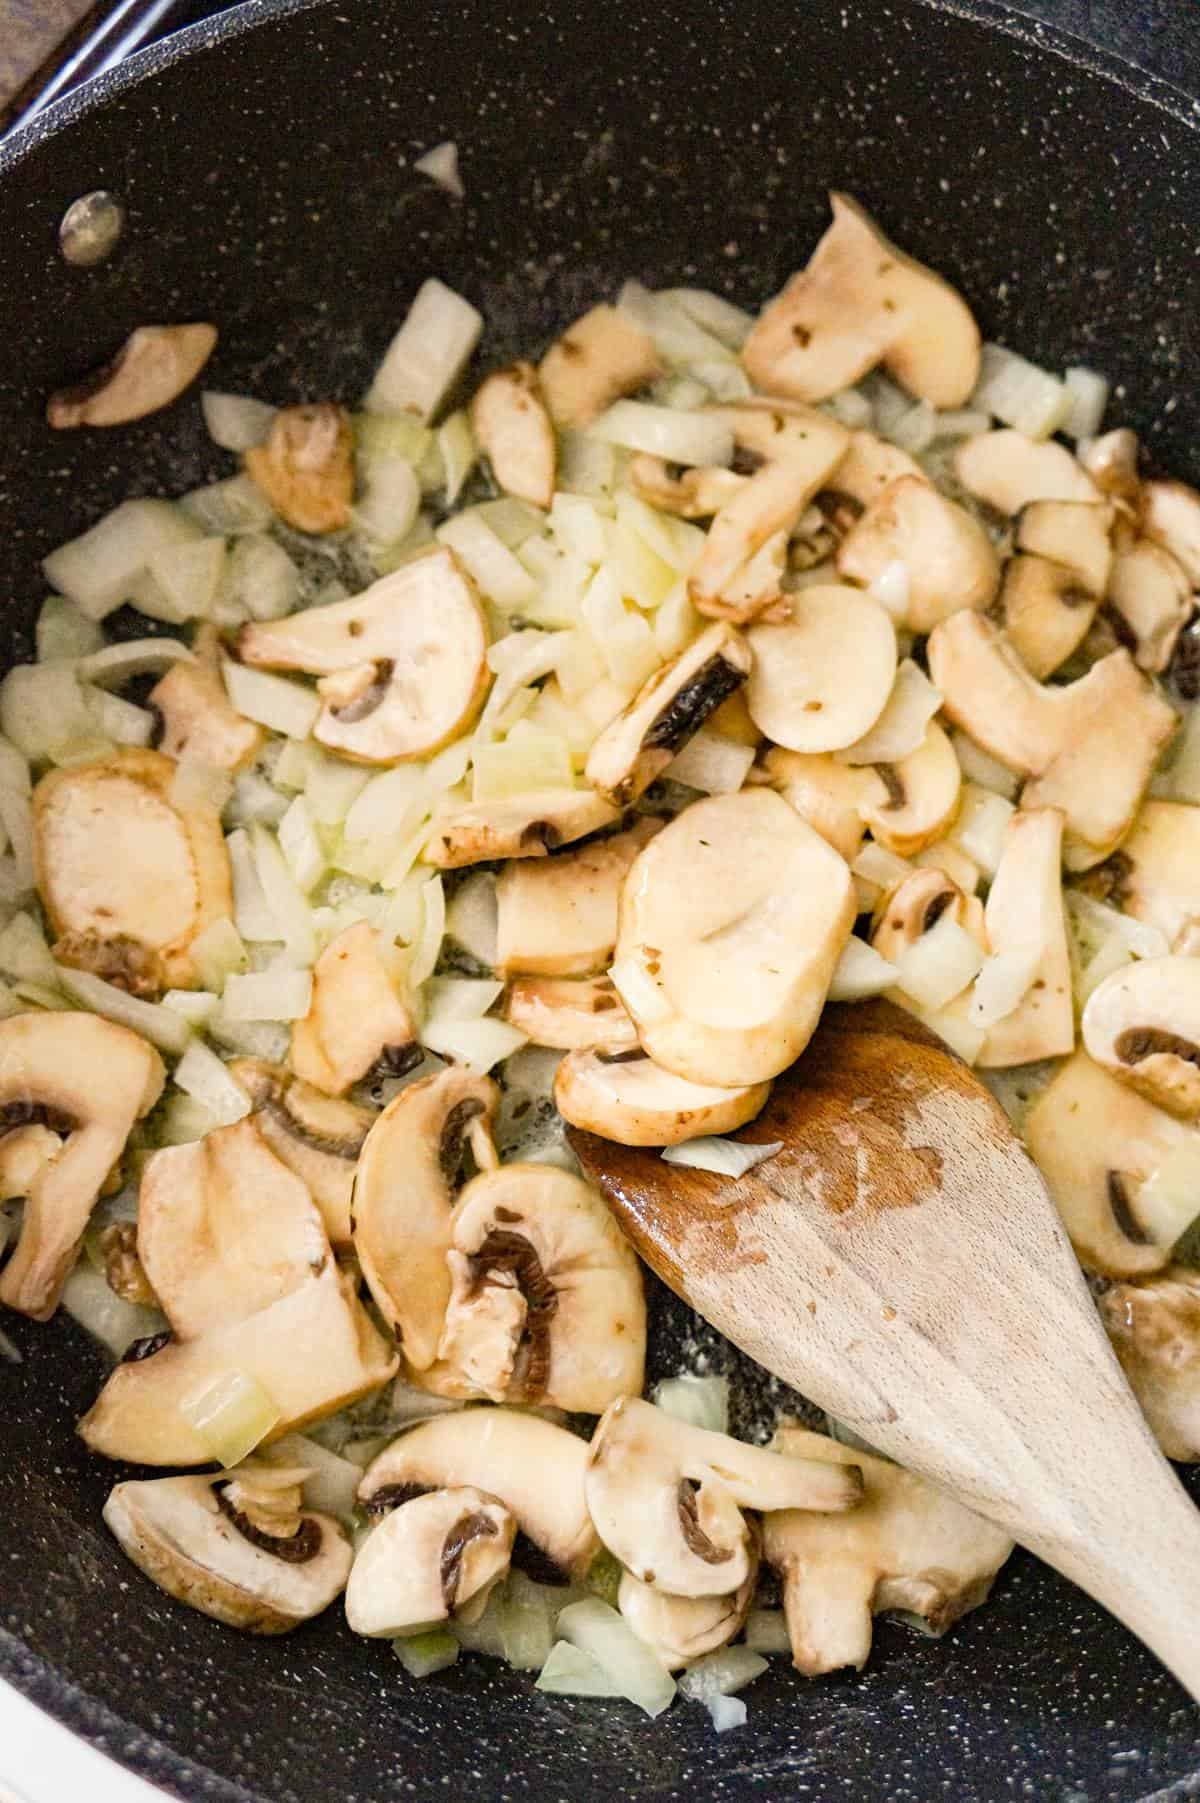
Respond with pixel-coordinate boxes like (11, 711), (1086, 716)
(33, 747), (234, 992)
(741, 193), (980, 406)
(1106, 801), (1200, 952)
(239, 548), (490, 764)
(228, 1058), (372, 1246)
(346, 1486), (515, 1637)
(103, 1473), (351, 1633)
(352, 1067), (499, 1374)
(422, 788), (621, 869)
(358, 1406), (599, 1580)
(612, 788), (855, 1086)
(825, 431), (925, 511)
(953, 431), (1101, 515)
(504, 975), (638, 1053)
(1099, 1268), (1200, 1461)
(554, 1048), (770, 1147)
(585, 624), (752, 804)
(79, 1260), (399, 1463)
(762, 1427), (1012, 1676)
(137, 1118), (331, 1340)
(436, 1163), (645, 1411)
(745, 586), (897, 755)
(1000, 554), (1099, 680)
(538, 305), (661, 429)
(586, 1397), (862, 1598)
(1015, 499), (1114, 597)
(470, 363), (556, 509)
(290, 922), (417, 1097)
(1143, 478), (1200, 585)
(761, 748), (871, 863)
(47, 324), (217, 429)
(99, 1221), (156, 1307)
(1082, 957), (1200, 1118)
(243, 402), (354, 535)
(0, 1124), (63, 1202)
(870, 868), (983, 968)
(618, 1537), (759, 1671)
(836, 477), (1000, 633)
(688, 405), (850, 622)
(1108, 539), (1194, 674)
(859, 722), (962, 860)
(150, 654), (264, 772)
(0, 1012), (164, 1320)
(1023, 1050), (1196, 1278)
(975, 808), (1074, 1068)
(628, 456), (747, 519)
(494, 818), (663, 978)
(1079, 428), (1141, 505)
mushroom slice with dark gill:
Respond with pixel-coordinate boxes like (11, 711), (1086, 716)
(359, 1407), (599, 1582)
(584, 623), (752, 804)
(1108, 538), (1194, 675)
(47, 324), (217, 428)
(973, 808), (1074, 1069)
(352, 1066), (499, 1384)
(1104, 802), (1200, 954)
(238, 548), (490, 763)
(470, 362), (556, 508)
(1082, 957), (1200, 1119)
(150, 639), (264, 772)
(537, 304), (661, 429)
(553, 1047), (771, 1148)
(741, 192), (981, 407)
(762, 1427), (1012, 1676)
(243, 401), (354, 534)
(504, 974), (638, 1053)
(436, 1163), (645, 1412)
(1099, 1268), (1200, 1461)
(345, 1486), (515, 1638)
(229, 1058), (373, 1246)
(290, 921), (417, 1097)
(585, 1398), (862, 1598)
(617, 1534), (760, 1671)
(857, 722), (962, 861)
(422, 787), (620, 870)
(836, 476), (1000, 634)
(103, 1471), (351, 1633)
(494, 816), (662, 978)
(0, 1012), (163, 1320)
(33, 746), (234, 993)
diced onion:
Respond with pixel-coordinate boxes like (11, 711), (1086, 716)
(251, 824), (317, 965)
(222, 660), (320, 740)
(207, 1013), (291, 1063)
(55, 963), (191, 1054)
(84, 687), (155, 748)
(662, 1137), (783, 1177)
(202, 391), (277, 451)
(851, 843), (913, 893)
(391, 1628), (461, 1677)
(1062, 367), (1110, 443)
(678, 1646), (768, 1702)
(496, 1573), (558, 1672)
(950, 731), (1020, 801)
(837, 660), (941, 766)
(407, 876), (446, 989)
(892, 914), (985, 1012)
(419, 1014), (526, 1074)
(36, 595), (105, 662)
(908, 1000), (985, 1064)
(1131, 1145), (1200, 1248)
(536, 1641), (623, 1698)
(970, 948), (1039, 1028)
(581, 568), (660, 691)
(225, 535), (299, 624)
(355, 455), (421, 545)
(929, 407), (992, 442)
(587, 400), (734, 468)
(616, 281), (734, 368)
(829, 936), (899, 1002)
(824, 388), (874, 429)
(0, 789), (35, 898)
(0, 663), (92, 760)
(437, 411), (477, 504)
(1065, 891), (1169, 963)
(665, 730), (754, 795)
(652, 1374), (730, 1435)
(221, 967), (313, 1022)
(158, 1092), (221, 1144)
(743, 1609), (791, 1655)
(0, 912), (57, 984)
(473, 729), (574, 802)
(554, 1599), (676, 1718)
(365, 279), (483, 423)
(170, 756), (234, 814)
(663, 288), (755, 351)
(265, 1431), (362, 1519)
(181, 475), (276, 536)
(949, 785), (1015, 877)
(43, 499), (201, 621)
(971, 343), (1071, 442)
(421, 976), (504, 1021)
(162, 988), (220, 1028)
(78, 639), (193, 687)
(179, 1369), (281, 1468)
(414, 140), (464, 198)
(305, 753), (370, 827)
(890, 401), (936, 454)
(60, 1262), (167, 1359)
(139, 538), (226, 624)
(558, 432), (617, 498)
(437, 512), (537, 610)
(706, 1694), (748, 1732)
(278, 795), (327, 894)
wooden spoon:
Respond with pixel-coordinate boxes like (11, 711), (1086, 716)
(568, 999), (1200, 1700)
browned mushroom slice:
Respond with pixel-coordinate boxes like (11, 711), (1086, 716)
(585, 625), (752, 804)
(1143, 478), (1200, 585)
(953, 430), (1100, 514)
(150, 654), (264, 772)
(1104, 802), (1200, 953)
(470, 362), (556, 508)
(1099, 1268), (1200, 1461)
(741, 193), (981, 407)
(628, 456), (747, 519)
(346, 1487), (515, 1637)
(1081, 957), (1200, 1118)
(243, 402), (354, 534)
(290, 922), (417, 1097)
(1000, 555), (1099, 681)
(504, 975), (638, 1053)
(47, 324), (217, 428)
(228, 1058), (373, 1246)
(554, 1048), (771, 1148)
(858, 723), (962, 860)
(836, 477), (1000, 633)
(33, 746), (233, 992)
(0, 1012), (164, 1320)
(422, 788), (621, 869)
(538, 305), (661, 429)
(1108, 539), (1194, 674)
(494, 817), (662, 977)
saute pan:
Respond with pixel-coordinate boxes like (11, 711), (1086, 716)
(1, 1), (1200, 1796)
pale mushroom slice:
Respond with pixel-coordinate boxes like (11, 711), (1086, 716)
(1079, 428), (1141, 505)
(745, 585), (896, 755)
(352, 1067), (499, 1375)
(239, 548), (489, 764)
(586, 1397), (862, 1599)
(150, 652), (264, 771)
(762, 1428), (1012, 1677)
(628, 457), (747, 519)
(438, 1165), (645, 1412)
(554, 1049), (771, 1148)
(859, 722), (962, 860)
(1098, 1268), (1200, 1461)
(1101, 801), (1200, 952)
(974, 809), (1074, 1068)
(137, 1117), (332, 1340)
(1108, 539), (1194, 674)
(47, 324), (217, 428)
(585, 624), (752, 804)
(618, 1538), (759, 1671)
(1015, 499), (1115, 597)
(1143, 478), (1200, 585)
(0, 1012), (164, 1320)
(741, 193), (981, 407)
(33, 746), (234, 992)
(538, 304), (661, 429)
(836, 477), (1000, 633)
(1023, 1050), (1198, 1278)
(79, 1261), (399, 1464)
(760, 748), (871, 863)
(494, 817), (663, 977)
(953, 430), (1101, 515)
(1000, 554), (1099, 681)
(612, 788), (855, 1086)
(0, 1125), (64, 1202)
(1082, 957), (1200, 1118)
(504, 975), (638, 1053)
(290, 921), (417, 1096)
(470, 362), (556, 509)
(103, 1473), (351, 1634)
(823, 431), (925, 512)
(346, 1487), (515, 1638)
(243, 401), (354, 535)
(228, 1058), (373, 1246)
(869, 868), (983, 968)
(422, 788), (620, 869)
(358, 1406), (600, 1580)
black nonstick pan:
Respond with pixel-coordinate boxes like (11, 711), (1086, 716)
(2, 1), (1200, 1797)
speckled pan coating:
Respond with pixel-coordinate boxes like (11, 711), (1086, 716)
(2, 1), (1200, 1798)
